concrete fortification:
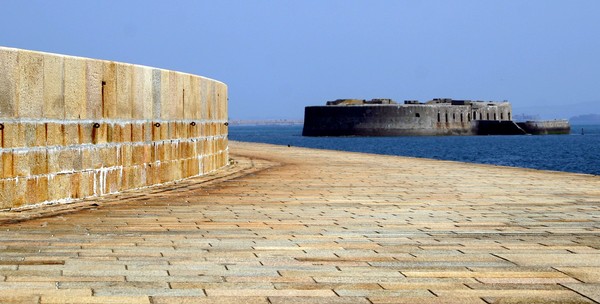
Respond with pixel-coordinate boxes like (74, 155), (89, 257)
(0, 47), (228, 209)
(303, 98), (570, 136)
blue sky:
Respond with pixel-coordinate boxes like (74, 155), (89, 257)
(1, 1), (599, 119)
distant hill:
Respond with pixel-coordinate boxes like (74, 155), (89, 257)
(570, 114), (600, 124)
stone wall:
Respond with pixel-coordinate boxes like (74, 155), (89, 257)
(303, 103), (512, 136)
(0, 47), (228, 209)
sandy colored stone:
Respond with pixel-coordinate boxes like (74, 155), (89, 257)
(0, 48), (19, 118)
(1, 141), (600, 303)
(116, 63), (133, 119)
(43, 53), (65, 119)
(63, 56), (87, 119)
(85, 59), (103, 119)
(18, 50), (44, 118)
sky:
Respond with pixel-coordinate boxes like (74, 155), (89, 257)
(1, 1), (599, 120)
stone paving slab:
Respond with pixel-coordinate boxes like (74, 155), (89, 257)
(1, 141), (600, 303)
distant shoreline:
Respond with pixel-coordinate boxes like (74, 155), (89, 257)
(229, 119), (304, 126)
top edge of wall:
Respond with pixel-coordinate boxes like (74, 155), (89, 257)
(0, 46), (226, 86)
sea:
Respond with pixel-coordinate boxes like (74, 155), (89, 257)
(229, 124), (600, 176)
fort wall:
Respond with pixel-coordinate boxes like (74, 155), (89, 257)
(303, 103), (512, 136)
(0, 47), (228, 209)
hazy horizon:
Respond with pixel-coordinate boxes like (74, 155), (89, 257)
(2, 1), (599, 120)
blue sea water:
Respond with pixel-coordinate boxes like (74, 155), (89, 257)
(229, 124), (600, 176)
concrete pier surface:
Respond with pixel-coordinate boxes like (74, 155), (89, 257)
(1, 141), (600, 303)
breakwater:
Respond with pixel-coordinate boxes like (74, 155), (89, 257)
(0, 47), (228, 209)
(230, 125), (600, 175)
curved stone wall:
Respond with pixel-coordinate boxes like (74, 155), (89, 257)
(0, 47), (228, 209)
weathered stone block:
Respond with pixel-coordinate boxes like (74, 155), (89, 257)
(1, 179), (16, 208)
(131, 123), (143, 142)
(48, 174), (71, 202)
(160, 70), (172, 119)
(58, 149), (76, 173)
(206, 82), (215, 120)
(152, 69), (162, 120)
(143, 122), (152, 142)
(100, 147), (117, 168)
(151, 123), (161, 142)
(188, 123), (197, 138)
(81, 148), (92, 171)
(64, 123), (79, 146)
(79, 123), (93, 144)
(12, 176), (27, 207)
(69, 172), (81, 199)
(132, 145), (144, 166)
(105, 168), (120, 194)
(143, 145), (152, 164)
(78, 171), (94, 198)
(132, 66), (149, 119)
(64, 56), (87, 119)
(157, 143), (166, 162)
(159, 121), (168, 140)
(172, 72), (184, 119)
(0, 48), (19, 118)
(160, 161), (172, 183)
(86, 59), (103, 119)
(116, 63), (133, 119)
(93, 171), (105, 195)
(2, 152), (14, 178)
(45, 123), (63, 147)
(47, 150), (60, 174)
(197, 140), (205, 157)
(132, 165), (144, 189)
(120, 123), (132, 143)
(72, 148), (83, 172)
(35, 123), (46, 147)
(182, 75), (191, 119)
(16, 122), (36, 148)
(189, 76), (201, 119)
(92, 123), (107, 145)
(18, 50), (44, 118)
(120, 166), (132, 191)
(0, 179), (9, 209)
(13, 151), (30, 177)
(43, 53), (65, 119)
(35, 176), (49, 203)
(144, 163), (154, 186)
(200, 78), (209, 121)
(189, 157), (200, 177)
(30, 150), (48, 176)
(166, 122), (177, 139)
(26, 176), (45, 204)
(172, 122), (181, 139)
(121, 144), (133, 167)
(219, 83), (228, 120)
(102, 61), (117, 118)
(174, 159), (183, 180)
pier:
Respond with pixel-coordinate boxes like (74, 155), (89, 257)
(1, 141), (599, 303)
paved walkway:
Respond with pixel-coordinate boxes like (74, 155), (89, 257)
(1, 141), (600, 304)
